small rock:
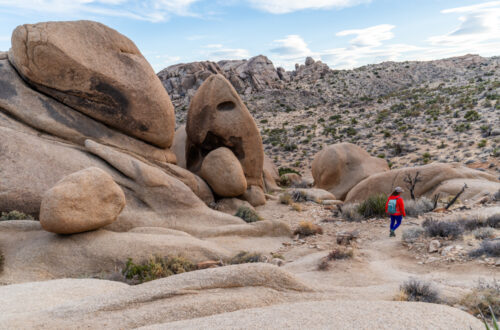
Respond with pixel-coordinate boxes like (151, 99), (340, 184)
(428, 240), (440, 253)
(270, 258), (284, 267)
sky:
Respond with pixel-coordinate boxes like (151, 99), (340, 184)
(0, 0), (499, 72)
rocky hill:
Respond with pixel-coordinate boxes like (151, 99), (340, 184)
(159, 54), (500, 175)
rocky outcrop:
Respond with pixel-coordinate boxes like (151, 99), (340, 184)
(263, 155), (280, 192)
(185, 74), (265, 205)
(9, 20), (175, 148)
(158, 55), (287, 107)
(171, 125), (187, 168)
(345, 163), (499, 203)
(200, 147), (247, 197)
(40, 167), (126, 234)
(312, 143), (389, 200)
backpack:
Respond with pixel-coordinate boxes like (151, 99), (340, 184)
(387, 198), (399, 215)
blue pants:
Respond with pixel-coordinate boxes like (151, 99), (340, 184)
(390, 215), (403, 231)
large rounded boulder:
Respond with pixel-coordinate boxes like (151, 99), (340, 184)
(185, 74), (265, 205)
(9, 20), (175, 148)
(345, 163), (499, 203)
(40, 167), (126, 234)
(200, 147), (247, 197)
(312, 143), (389, 200)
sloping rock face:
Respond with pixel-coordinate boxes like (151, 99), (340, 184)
(171, 125), (187, 168)
(185, 74), (265, 205)
(345, 163), (499, 203)
(40, 167), (126, 234)
(9, 20), (175, 148)
(312, 143), (389, 200)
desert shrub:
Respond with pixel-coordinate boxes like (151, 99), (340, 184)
(279, 192), (292, 205)
(460, 216), (486, 231)
(404, 197), (434, 217)
(422, 219), (463, 239)
(278, 167), (300, 177)
(234, 206), (260, 223)
(317, 247), (353, 270)
(399, 278), (440, 303)
(293, 221), (323, 237)
(336, 230), (358, 245)
(122, 255), (196, 284)
(290, 181), (309, 189)
(469, 240), (500, 258)
(291, 203), (302, 212)
(341, 203), (362, 222)
(291, 190), (308, 203)
(472, 227), (496, 240)
(487, 214), (500, 229)
(402, 227), (424, 243)
(0, 210), (34, 221)
(229, 251), (264, 264)
(357, 194), (387, 218)
(461, 279), (500, 318)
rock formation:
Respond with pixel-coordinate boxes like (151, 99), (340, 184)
(345, 163), (499, 202)
(9, 20), (175, 148)
(200, 147), (247, 197)
(185, 74), (266, 206)
(312, 143), (389, 200)
(40, 167), (126, 234)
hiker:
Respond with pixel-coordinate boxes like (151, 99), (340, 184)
(386, 187), (406, 237)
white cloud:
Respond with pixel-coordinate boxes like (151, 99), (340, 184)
(0, 0), (200, 22)
(270, 35), (312, 56)
(201, 44), (249, 61)
(247, 0), (370, 14)
(336, 24), (395, 47)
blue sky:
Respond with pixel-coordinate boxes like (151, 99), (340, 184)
(0, 0), (499, 72)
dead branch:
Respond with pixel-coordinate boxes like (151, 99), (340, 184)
(445, 184), (468, 210)
(403, 171), (422, 200)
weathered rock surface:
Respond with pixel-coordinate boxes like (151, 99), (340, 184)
(9, 20), (175, 148)
(149, 300), (483, 330)
(171, 125), (187, 168)
(185, 73), (265, 205)
(200, 147), (247, 197)
(0, 264), (312, 328)
(242, 185), (267, 207)
(0, 59), (175, 163)
(40, 167), (126, 234)
(430, 178), (500, 203)
(312, 143), (390, 200)
(345, 163), (498, 202)
(263, 155), (280, 192)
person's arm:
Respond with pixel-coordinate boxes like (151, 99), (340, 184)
(398, 198), (406, 216)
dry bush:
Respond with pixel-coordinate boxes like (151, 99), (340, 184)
(229, 251), (264, 264)
(487, 214), (500, 229)
(472, 227), (496, 240)
(317, 247), (353, 270)
(422, 218), (463, 239)
(461, 279), (500, 318)
(291, 190), (308, 203)
(405, 197), (434, 217)
(402, 227), (424, 243)
(234, 206), (260, 223)
(291, 203), (302, 212)
(341, 203), (362, 222)
(336, 231), (358, 245)
(0, 210), (34, 221)
(279, 193), (292, 205)
(399, 278), (440, 303)
(0, 249), (4, 273)
(120, 255), (196, 285)
(294, 221), (323, 237)
(469, 240), (500, 258)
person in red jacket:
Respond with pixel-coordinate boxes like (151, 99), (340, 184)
(385, 186), (406, 237)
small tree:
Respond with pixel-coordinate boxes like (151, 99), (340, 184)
(403, 171), (421, 200)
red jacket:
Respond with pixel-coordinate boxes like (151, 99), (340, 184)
(385, 195), (406, 216)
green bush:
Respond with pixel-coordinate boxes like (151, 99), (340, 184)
(0, 210), (34, 221)
(464, 110), (480, 121)
(278, 167), (300, 177)
(229, 251), (264, 264)
(357, 194), (387, 218)
(122, 255), (196, 284)
(234, 206), (260, 223)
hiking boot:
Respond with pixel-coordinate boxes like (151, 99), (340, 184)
(390, 230), (395, 237)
